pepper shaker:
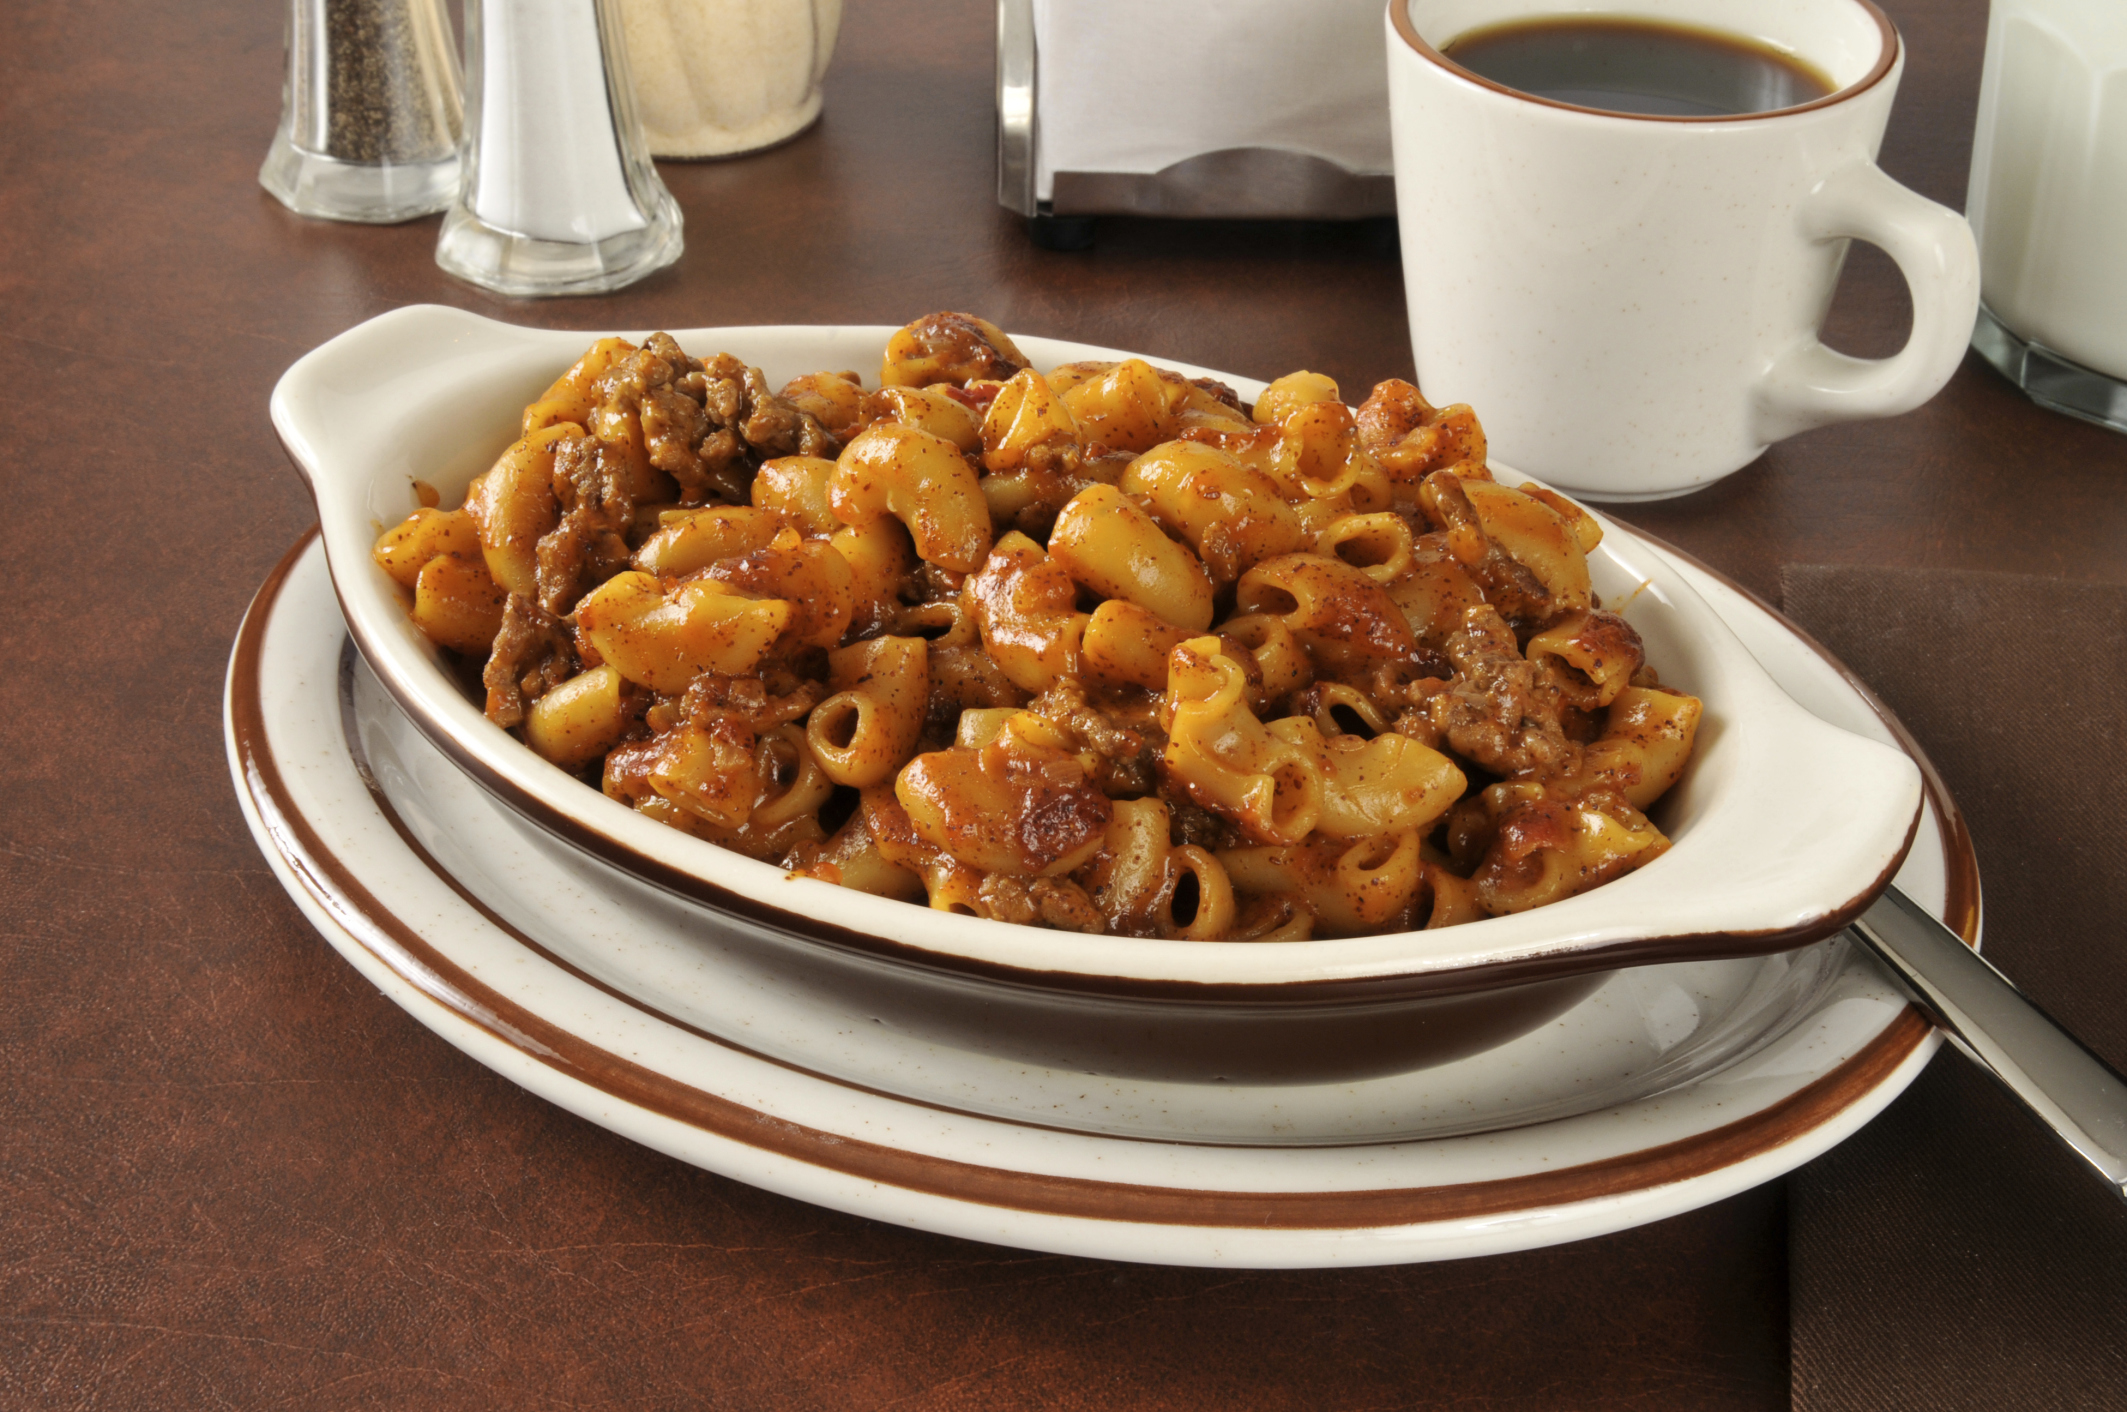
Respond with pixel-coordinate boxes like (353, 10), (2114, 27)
(435, 0), (685, 297)
(260, 0), (465, 223)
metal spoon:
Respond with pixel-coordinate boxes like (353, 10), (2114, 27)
(1850, 886), (2127, 1199)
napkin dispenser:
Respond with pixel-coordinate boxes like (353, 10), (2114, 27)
(996, 0), (1395, 226)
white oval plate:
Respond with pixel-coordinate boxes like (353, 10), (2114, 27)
(226, 533), (1975, 1267)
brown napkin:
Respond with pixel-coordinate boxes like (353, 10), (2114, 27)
(1781, 565), (2127, 1409)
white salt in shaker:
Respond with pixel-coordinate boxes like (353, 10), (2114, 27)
(615, 0), (842, 158)
(435, 0), (684, 296)
(1967, 0), (2127, 432)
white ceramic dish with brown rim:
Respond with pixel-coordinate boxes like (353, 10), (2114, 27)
(269, 303), (1925, 1083)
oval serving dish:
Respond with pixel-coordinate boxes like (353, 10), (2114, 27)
(271, 304), (1923, 1082)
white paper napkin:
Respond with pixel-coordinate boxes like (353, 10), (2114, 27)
(1032, 0), (1394, 201)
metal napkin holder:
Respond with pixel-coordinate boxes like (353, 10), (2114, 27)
(994, 0), (1395, 225)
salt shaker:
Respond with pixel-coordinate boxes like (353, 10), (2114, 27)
(260, 0), (465, 223)
(1966, 0), (2127, 433)
(435, 0), (685, 297)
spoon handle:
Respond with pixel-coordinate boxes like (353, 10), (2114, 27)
(1851, 886), (2127, 1199)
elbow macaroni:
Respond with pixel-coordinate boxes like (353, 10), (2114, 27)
(376, 313), (1701, 941)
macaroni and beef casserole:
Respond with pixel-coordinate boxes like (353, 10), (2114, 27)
(373, 313), (1702, 940)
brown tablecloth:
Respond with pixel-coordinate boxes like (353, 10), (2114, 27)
(11, 0), (2127, 1402)
(1782, 566), (2127, 1409)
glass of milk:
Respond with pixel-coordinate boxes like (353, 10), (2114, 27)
(1966, 0), (2127, 432)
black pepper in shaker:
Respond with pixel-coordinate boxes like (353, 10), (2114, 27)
(260, 0), (466, 223)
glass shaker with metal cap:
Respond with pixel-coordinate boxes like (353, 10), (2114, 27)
(260, 0), (465, 222)
(435, 0), (685, 297)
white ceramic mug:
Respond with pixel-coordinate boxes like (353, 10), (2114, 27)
(1385, 0), (1980, 500)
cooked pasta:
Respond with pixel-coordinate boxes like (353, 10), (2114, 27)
(375, 316), (1700, 940)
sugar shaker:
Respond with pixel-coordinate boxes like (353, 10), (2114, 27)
(614, 0), (843, 159)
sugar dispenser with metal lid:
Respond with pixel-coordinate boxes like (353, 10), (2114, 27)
(435, 0), (685, 297)
(260, 0), (466, 222)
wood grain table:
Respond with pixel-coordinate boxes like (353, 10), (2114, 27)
(5, 0), (2125, 1407)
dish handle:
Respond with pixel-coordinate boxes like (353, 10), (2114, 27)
(1638, 679), (1925, 950)
(271, 303), (562, 508)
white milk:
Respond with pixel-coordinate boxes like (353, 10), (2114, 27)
(1966, 0), (2127, 380)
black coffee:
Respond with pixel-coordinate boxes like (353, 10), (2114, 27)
(1440, 17), (1836, 117)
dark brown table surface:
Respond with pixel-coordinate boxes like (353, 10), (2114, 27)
(7, 0), (2127, 1407)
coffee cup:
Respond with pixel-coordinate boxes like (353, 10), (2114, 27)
(1385, 0), (1979, 500)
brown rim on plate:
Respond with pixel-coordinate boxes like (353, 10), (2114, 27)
(233, 528), (1975, 1229)
(1386, 0), (1901, 125)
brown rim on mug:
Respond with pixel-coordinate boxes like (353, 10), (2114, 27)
(1387, 0), (1901, 124)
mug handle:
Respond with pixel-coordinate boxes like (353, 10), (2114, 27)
(1753, 160), (1980, 443)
